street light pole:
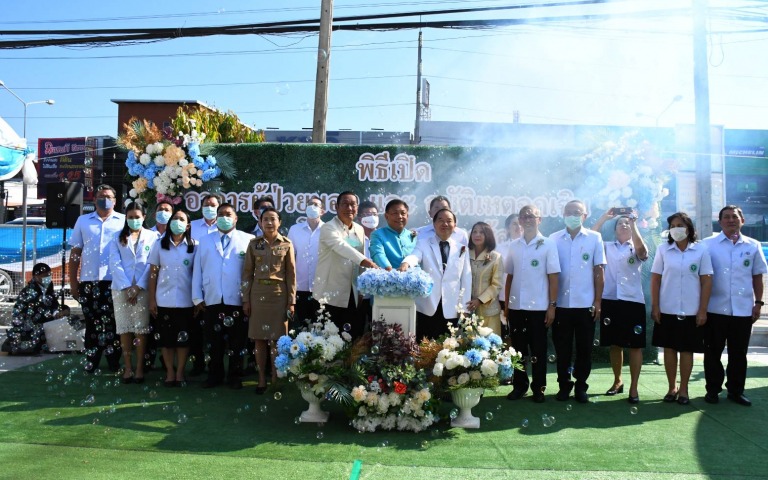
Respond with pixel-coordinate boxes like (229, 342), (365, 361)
(0, 80), (54, 289)
(654, 95), (683, 127)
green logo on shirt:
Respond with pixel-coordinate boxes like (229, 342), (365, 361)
(744, 259), (751, 267)
(183, 259), (190, 266)
(144, 246), (150, 251)
(239, 251), (246, 257)
(690, 264), (698, 272)
(582, 253), (590, 261)
(531, 259), (539, 267)
(628, 257), (636, 265)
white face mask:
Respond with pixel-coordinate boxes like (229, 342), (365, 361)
(670, 227), (688, 242)
(564, 215), (583, 230)
(305, 205), (322, 219)
(201, 206), (218, 221)
(360, 215), (379, 229)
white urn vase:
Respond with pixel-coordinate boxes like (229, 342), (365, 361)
(450, 388), (484, 429)
(298, 381), (330, 423)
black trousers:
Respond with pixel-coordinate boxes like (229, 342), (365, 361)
(509, 309), (549, 393)
(80, 280), (121, 372)
(416, 301), (453, 341)
(704, 313), (753, 396)
(189, 309), (205, 370)
(324, 289), (363, 339)
(294, 291), (320, 331)
(552, 307), (595, 392)
(203, 303), (248, 383)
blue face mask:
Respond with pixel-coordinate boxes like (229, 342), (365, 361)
(564, 215), (583, 230)
(156, 210), (172, 225)
(40, 276), (52, 288)
(96, 198), (115, 210)
(170, 220), (187, 235)
(216, 216), (234, 231)
(127, 218), (143, 231)
(202, 206), (218, 221)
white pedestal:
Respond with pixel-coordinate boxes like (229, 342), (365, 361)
(372, 295), (417, 336)
(43, 317), (85, 352)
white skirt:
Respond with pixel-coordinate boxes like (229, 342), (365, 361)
(112, 287), (151, 335)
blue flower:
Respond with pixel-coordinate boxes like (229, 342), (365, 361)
(188, 142), (200, 159)
(499, 364), (513, 380)
(487, 334), (503, 347)
(207, 156), (217, 166)
(473, 337), (491, 351)
(465, 349), (483, 367)
(277, 335), (292, 355)
(275, 353), (290, 372)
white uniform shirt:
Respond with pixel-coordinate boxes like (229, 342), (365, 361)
(551, 228), (607, 308)
(497, 239), (513, 302)
(602, 240), (646, 304)
(108, 228), (160, 291)
(190, 218), (218, 241)
(147, 238), (197, 308)
(704, 232), (768, 316)
(69, 211), (126, 281)
(416, 224), (469, 247)
(651, 241), (714, 316)
(287, 220), (323, 292)
(504, 233), (561, 312)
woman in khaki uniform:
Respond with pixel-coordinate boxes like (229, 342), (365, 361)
(467, 222), (504, 335)
(242, 207), (297, 393)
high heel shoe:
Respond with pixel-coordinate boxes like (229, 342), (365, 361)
(663, 392), (679, 403)
(605, 383), (624, 396)
(628, 395), (639, 404)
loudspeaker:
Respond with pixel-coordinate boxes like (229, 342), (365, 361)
(46, 182), (83, 229)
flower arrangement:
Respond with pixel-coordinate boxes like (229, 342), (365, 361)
(575, 131), (674, 230)
(346, 320), (438, 432)
(274, 314), (352, 399)
(432, 313), (523, 391)
(119, 117), (228, 206)
(357, 267), (434, 298)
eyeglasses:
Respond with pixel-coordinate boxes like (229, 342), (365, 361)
(519, 214), (539, 220)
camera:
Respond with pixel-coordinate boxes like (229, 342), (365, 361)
(613, 207), (632, 215)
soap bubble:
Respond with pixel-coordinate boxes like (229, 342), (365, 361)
(316, 431), (324, 440)
(273, 392), (283, 401)
(547, 354), (556, 363)
(177, 414), (188, 424)
(449, 408), (458, 420)
(593, 339), (600, 346)
(259, 405), (268, 413)
(177, 331), (189, 343)
(521, 418), (529, 428)
(603, 318), (611, 326)
(223, 317), (234, 327)
(633, 325), (643, 335)
(542, 416), (553, 427)
(566, 404), (572, 411)
(485, 412), (494, 421)
(630, 406), (638, 415)
(676, 312), (686, 321)
(343, 323), (351, 332)
(371, 345), (380, 354)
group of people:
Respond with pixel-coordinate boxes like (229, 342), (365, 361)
(11, 183), (765, 407)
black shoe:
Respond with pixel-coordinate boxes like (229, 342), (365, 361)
(663, 392), (679, 403)
(605, 383), (624, 396)
(575, 390), (589, 404)
(704, 392), (719, 404)
(121, 376), (134, 384)
(677, 396), (690, 405)
(556, 381), (574, 401)
(134, 377), (145, 384)
(628, 395), (639, 404)
(532, 392), (545, 403)
(506, 388), (527, 401)
(254, 386), (267, 395)
(727, 393), (752, 407)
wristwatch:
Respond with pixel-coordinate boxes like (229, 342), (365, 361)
(756, 301), (765, 306)
(549, 301), (557, 308)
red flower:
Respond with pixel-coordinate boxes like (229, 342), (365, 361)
(394, 381), (407, 394)
(368, 376), (374, 382)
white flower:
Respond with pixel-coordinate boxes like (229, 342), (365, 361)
(153, 142), (164, 153)
(432, 363), (444, 376)
(341, 332), (352, 342)
(447, 376), (457, 386)
(443, 337), (458, 350)
(436, 349), (451, 364)
(308, 372), (319, 382)
(352, 386), (367, 402)
(481, 359), (498, 376)
(457, 373), (470, 385)
(145, 144), (156, 155)
(416, 388), (431, 403)
(476, 326), (493, 337)
(445, 353), (462, 370)
(129, 188), (137, 198)
(139, 153), (151, 165)
(153, 155), (166, 167)
(470, 370), (482, 381)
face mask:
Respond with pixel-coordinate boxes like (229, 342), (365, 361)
(216, 216), (234, 231)
(170, 219), (187, 235)
(40, 276), (52, 288)
(564, 215), (583, 230)
(670, 227), (688, 242)
(306, 205), (322, 219)
(127, 218), (143, 231)
(361, 215), (379, 229)
(202, 206), (218, 221)
(96, 198), (115, 210)
(156, 211), (172, 225)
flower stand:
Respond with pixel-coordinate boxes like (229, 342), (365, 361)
(372, 296), (416, 336)
(298, 382), (330, 423)
(450, 388), (484, 429)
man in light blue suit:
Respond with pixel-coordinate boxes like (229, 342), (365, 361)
(192, 203), (255, 389)
(370, 199), (417, 270)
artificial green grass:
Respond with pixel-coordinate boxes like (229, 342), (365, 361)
(1, 356), (767, 479)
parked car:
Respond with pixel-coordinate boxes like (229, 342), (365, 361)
(5, 217), (47, 226)
(745, 196), (768, 205)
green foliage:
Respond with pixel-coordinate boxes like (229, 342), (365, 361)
(171, 105), (265, 144)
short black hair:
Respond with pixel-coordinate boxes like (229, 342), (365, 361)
(432, 207), (456, 224)
(359, 200), (377, 212)
(202, 193), (223, 205)
(217, 202), (236, 214)
(718, 205), (744, 221)
(429, 195), (451, 210)
(254, 195), (275, 210)
(385, 199), (409, 212)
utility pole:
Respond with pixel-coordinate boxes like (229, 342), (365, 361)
(312, 0), (333, 144)
(413, 30), (423, 145)
(693, 0), (713, 237)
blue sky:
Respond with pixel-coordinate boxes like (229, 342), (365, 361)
(1, 0), (768, 145)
